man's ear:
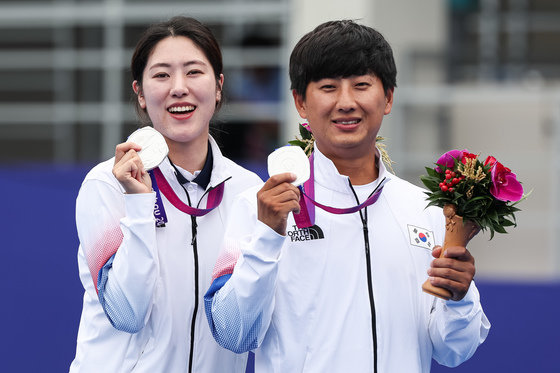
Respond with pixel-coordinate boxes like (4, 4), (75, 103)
(384, 88), (394, 115)
(132, 80), (146, 109)
(292, 89), (307, 119)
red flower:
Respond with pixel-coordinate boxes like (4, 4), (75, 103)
(490, 161), (523, 202)
(461, 152), (478, 163)
(484, 156), (497, 167)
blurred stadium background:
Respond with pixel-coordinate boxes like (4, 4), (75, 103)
(1, 0), (558, 371)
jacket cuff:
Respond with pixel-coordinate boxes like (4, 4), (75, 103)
(443, 282), (480, 320)
(242, 220), (285, 261)
(124, 192), (156, 222)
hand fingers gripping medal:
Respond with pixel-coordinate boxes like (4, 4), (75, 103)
(269, 147), (387, 229)
(127, 127), (169, 171)
(267, 146), (310, 186)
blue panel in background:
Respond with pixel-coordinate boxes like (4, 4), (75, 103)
(0, 164), (557, 373)
(0, 164), (91, 372)
(431, 281), (559, 372)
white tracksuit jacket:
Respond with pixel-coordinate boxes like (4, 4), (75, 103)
(70, 137), (262, 373)
(205, 146), (490, 372)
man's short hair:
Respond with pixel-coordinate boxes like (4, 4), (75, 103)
(289, 20), (397, 99)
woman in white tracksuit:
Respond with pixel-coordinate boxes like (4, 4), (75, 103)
(205, 20), (490, 372)
(70, 16), (261, 373)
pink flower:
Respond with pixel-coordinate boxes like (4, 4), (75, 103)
(301, 122), (312, 132)
(490, 161), (523, 202)
(435, 149), (468, 172)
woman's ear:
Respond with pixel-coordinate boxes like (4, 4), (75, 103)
(216, 74), (224, 103)
(132, 80), (146, 109)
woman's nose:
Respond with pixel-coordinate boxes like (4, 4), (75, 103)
(170, 76), (189, 97)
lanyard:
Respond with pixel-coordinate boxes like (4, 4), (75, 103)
(149, 167), (225, 227)
(294, 153), (387, 228)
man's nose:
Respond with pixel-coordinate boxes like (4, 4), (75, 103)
(336, 85), (356, 112)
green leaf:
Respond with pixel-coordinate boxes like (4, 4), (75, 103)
(425, 167), (440, 178)
(426, 200), (443, 209)
(493, 224), (507, 234)
(288, 140), (305, 147)
(420, 177), (440, 191)
(501, 218), (515, 227)
(486, 210), (499, 222)
(299, 124), (312, 140)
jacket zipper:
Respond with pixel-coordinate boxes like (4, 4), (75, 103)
(178, 177), (230, 373)
(188, 214), (198, 373)
(180, 185), (199, 373)
(350, 182), (378, 373)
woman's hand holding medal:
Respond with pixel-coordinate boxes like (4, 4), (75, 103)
(113, 127), (169, 194)
(113, 141), (152, 194)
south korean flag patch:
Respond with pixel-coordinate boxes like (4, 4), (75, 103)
(407, 225), (435, 250)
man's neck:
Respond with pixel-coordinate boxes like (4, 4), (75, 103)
(322, 148), (379, 186)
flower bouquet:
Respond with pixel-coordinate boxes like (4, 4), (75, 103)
(420, 149), (525, 299)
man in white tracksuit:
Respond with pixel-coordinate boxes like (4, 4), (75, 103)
(204, 20), (490, 372)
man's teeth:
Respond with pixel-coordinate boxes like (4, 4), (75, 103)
(168, 106), (195, 113)
(336, 120), (359, 124)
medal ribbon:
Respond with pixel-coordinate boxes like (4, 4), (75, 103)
(294, 153), (387, 228)
(150, 167), (225, 221)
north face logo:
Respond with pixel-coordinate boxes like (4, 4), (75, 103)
(287, 224), (325, 242)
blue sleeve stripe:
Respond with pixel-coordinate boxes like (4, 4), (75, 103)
(204, 274), (232, 345)
(97, 254), (144, 333)
(204, 273), (232, 300)
(204, 273), (260, 353)
(97, 254), (115, 298)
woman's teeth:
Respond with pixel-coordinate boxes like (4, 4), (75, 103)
(168, 106), (195, 114)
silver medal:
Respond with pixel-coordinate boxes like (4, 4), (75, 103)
(127, 127), (169, 171)
(267, 146), (310, 186)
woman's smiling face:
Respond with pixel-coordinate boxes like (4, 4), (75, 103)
(133, 35), (223, 149)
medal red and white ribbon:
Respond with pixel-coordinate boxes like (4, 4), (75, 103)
(293, 153), (387, 228)
(150, 167), (225, 218)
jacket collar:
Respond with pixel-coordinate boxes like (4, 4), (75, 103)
(207, 135), (232, 188)
(157, 135), (231, 192)
(313, 145), (392, 194)
(171, 143), (213, 189)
